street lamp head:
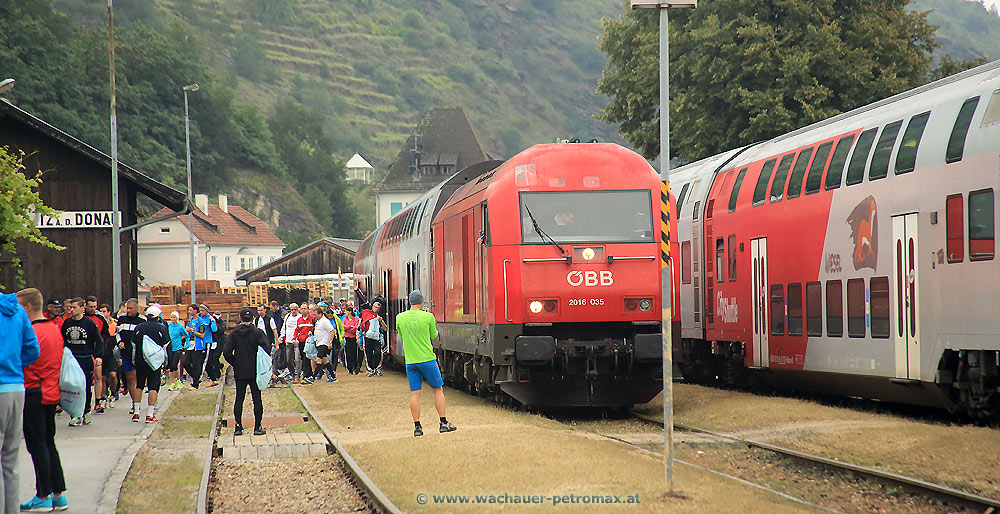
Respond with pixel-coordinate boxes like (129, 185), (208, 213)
(630, 0), (697, 8)
(0, 79), (14, 95)
(183, 84), (200, 92)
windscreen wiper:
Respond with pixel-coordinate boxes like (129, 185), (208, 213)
(524, 205), (566, 254)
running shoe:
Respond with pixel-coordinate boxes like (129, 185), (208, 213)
(145, 415), (158, 423)
(174, 380), (183, 389)
(375, 370), (383, 377)
(326, 376), (337, 383)
(94, 400), (105, 414)
(20, 494), (52, 512)
(207, 381), (218, 388)
(167, 383), (176, 391)
(68, 418), (82, 427)
(440, 421), (457, 433)
(366, 371), (374, 377)
(253, 426), (266, 436)
(414, 426), (423, 437)
(189, 385), (198, 391)
(129, 404), (134, 415)
(51, 495), (67, 511)
(234, 426), (244, 436)
(131, 413), (140, 423)
(82, 413), (91, 425)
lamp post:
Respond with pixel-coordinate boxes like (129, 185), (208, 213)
(629, 0), (696, 494)
(183, 83), (200, 307)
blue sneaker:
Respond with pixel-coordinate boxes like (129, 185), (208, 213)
(51, 495), (67, 511)
(20, 495), (52, 512)
(326, 376), (337, 383)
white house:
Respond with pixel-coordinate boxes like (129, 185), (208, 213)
(345, 153), (373, 184)
(138, 194), (285, 287)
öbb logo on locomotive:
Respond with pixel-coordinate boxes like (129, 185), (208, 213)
(566, 270), (614, 287)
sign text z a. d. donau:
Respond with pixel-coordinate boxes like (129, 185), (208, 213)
(35, 211), (118, 229)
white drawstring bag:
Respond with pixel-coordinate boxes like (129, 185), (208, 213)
(59, 348), (86, 419)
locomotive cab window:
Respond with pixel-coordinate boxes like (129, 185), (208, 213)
(729, 167), (747, 212)
(753, 159), (777, 206)
(947, 97), (980, 163)
(946, 194), (964, 263)
(895, 111), (930, 174)
(519, 190), (653, 244)
(786, 147), (814, 199)
(969, 188), (995, 261)
(805, 142), (833, 195)
(846, 128), (878, 186)
(868, 120), (903, 181)
(826, 280), (843, 337)
(847, 278), (866, 338)
(769, 154), (796, 203)
(770, 284), (785, 336)
(825, 134), (855, 190)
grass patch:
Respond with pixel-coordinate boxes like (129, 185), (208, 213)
(118, 450), (201, 514)
(168, 392), (218, 417)
(154, 419), (212, 440)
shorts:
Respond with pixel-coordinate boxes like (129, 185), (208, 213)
(168, 350), (184, 372)
(317, 345), (330, 359)
(120, 354), (134, 373)
(135, 363), (161, 392)
(406, 360), (444, 391)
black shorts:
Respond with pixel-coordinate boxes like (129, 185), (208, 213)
(168, 350), (184, 372)
(317, 345), (330, 359)
(135, 363), (161, 392)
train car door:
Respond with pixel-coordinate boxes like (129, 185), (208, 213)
(892, 213), (921, 380)
(479, 203), (489, 325)
(750, 238), (769, 368)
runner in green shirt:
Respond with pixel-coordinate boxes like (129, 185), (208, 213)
(396, 290), (456, 437)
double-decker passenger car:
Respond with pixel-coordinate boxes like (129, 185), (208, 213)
(354, 143), (678, 407)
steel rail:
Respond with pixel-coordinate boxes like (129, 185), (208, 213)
(290, 385), (404, 514)
(631, 412), (1000, 512)
(197, 379), (227, 514)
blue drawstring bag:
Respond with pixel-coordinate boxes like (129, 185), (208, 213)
(142, 334), (167, 370)
(59, 348), (86, 419)
(256, 346), (272, 390)
(304, 334), (318, 360)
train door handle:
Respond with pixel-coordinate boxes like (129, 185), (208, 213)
(503, 259), (512, 322)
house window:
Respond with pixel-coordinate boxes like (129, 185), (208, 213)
(211, 256), (216, 272)
(240, 257), (246, 270)
(270, 256), (276, 262)
(390, 202), (404, 216)
(258, 256), (262, 266)
(225, 256), (230, 272)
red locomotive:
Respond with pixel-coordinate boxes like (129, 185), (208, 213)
(354, 142), (677, 407)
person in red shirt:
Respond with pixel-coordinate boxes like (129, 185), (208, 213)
(43, 300), (64, 332)
(294, 306), (317, 384)
(17, 288), (68, 512)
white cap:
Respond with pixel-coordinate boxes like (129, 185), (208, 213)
(170, 311), (180, 319)
(146, 305), (162, 318)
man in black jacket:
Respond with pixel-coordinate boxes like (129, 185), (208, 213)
(224, 308), (271, 436)
(133, 306), (170, 423)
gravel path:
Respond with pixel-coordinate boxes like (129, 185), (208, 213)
(210, 455), (371, 513)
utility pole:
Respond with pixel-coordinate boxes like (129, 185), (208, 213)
(108, 0), (122, 307)
(184, 84), (200, 308)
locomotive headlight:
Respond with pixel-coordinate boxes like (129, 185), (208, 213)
(639, 299), (652, 311)
(529, 301), (544, 314)
(581, 247), (596, 261)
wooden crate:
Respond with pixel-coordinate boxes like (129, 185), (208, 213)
(181, 280), (221, 294)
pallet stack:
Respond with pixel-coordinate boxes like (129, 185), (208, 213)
(248, 282), (268, 306)
(181, 279), (222, 295)
(149, 284), (182, 306)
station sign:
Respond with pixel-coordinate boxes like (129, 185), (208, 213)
(35, 211), (118, 229)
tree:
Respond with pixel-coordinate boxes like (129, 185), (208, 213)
(597, 0), (977, 162)
(0, 148), (64, 290)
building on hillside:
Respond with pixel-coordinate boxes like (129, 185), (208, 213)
(235, 237), (361, 284)
(373, 106), (490, 224)
(0, 98), (188, 303)
(137, 194), (285, 288)
(345, 153), (373, 184)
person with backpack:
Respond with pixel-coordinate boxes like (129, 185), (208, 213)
(360, 302), (387, 377)
(294, 306), (317, 384)
(224, 308), (270, 436)
(132, 306), (170, 423)
(166, 311), (187, 391)
(342, 308), (361, 375)
(16, 289), (67, 512)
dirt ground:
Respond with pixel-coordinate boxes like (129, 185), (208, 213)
(297, 371), (826, 513)
(634, 384), (1000, 499)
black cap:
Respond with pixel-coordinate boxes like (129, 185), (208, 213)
(240, 307), (255, 322)
(46, 299), (61, 307)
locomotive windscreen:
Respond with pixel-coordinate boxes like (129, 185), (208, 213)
(519, 190), (654, 244)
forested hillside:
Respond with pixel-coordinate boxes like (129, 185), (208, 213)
(2, 0), (998, 245)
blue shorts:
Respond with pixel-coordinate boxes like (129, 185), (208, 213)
(406, 360), (444, 391)
(120, 354), (134, 373)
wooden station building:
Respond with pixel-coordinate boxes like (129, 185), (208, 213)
(235, 237), (361, 284)
(0, 98), (188, 303)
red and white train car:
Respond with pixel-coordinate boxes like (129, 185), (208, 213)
(673, 60), (1000, 420)
(355, 143), (678, 407)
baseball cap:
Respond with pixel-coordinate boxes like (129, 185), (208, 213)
(46, 299), (61, 307)
(146, 305), (162, 318)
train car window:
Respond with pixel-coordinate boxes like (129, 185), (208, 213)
(947, 97), (981, 163)
(870, 277), (890, 339)
(845, 128), (877, 186)
(982, 89), (1000, 126)
(895, 111), (931, 174)
(693, 201), (700, 220)
(826, 280), (843, 337)
(677, 183), (691, 217)
(728, 167), (747, 212)
(753, 159), (777, 206)
(805, 142), (833, 195)
(681, 241), (692, 284)
(716, 238), (725, 283)
(969, 188), (995, 261)
(728, 234), (737, 282)
(806, 281), (822, 336)
(946, 194), (964, 263)
(770, 284), (785, 336)
(786, 147), (814, 200)
(706, 199), (715, 219)
(769, 154), (796, 203)
(825, 134), (855, 190)
(846, 278), (866, 338)
(787, 283), (803, 336)
(868, 120), (903, 181)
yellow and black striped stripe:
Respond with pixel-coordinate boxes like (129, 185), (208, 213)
(661, 180), (671, 269)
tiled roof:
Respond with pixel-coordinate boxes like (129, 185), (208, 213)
(146, 205), (285, 247)
(374, 107), (490, 192)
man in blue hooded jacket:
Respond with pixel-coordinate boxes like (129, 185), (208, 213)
(0, 292), (41, 512)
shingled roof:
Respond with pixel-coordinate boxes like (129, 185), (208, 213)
(147, 204), (285, 247)
(374, 107), (490, 192)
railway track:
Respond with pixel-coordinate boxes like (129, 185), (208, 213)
(631, 411), (1000, 513)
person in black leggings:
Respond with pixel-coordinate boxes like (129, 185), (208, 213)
(362, 302), (387, 377)
(224, 308), (271, 436)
